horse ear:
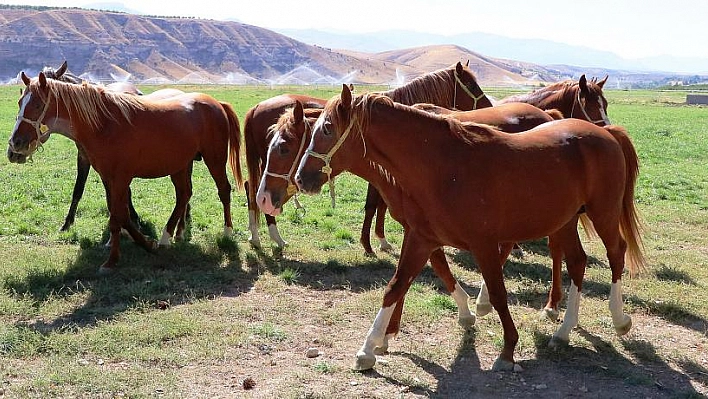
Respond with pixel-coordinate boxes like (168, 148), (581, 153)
(455, 61), (463, 75)
(39, 71), (47, 88)
(341, 83), (352, 110)
(293, 100), (304, 123)
(56, 61), (68, 78)
(20, 71), (30, 86)
(579, 74), (588, 94)
(465, 59), (470, 67)
(598, 75), (608, 88)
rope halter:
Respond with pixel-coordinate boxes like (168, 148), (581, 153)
(304, 115), (357, 208)
(262, 119), (312, 213)
(13, 91), (53, 155)
(571, 90), (611, 125)
(453, 68), (486, 110)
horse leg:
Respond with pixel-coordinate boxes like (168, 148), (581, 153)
(203, 159), (233, 236)
(265, 214), (287, 248)
(475, 242), (515, 317)
(473, 242), (518, 371)
(511, 242), (524, 258)
(549, 216), (588, 346)
(175, 162), (194, 241)
(159, 169), (192, 247)
(100, 179), (155, 273)
(245, 181), (262, 247)
(429, 249), (475, 327)
(374, 200), (393, 251)
(591, 212), (632, 336)
(378, 248), (475, 355)
(61, 148), (90, 231)
(542, 235), (566, 322)
(354, 231), (434, 371)
(359, 183), (378, 255)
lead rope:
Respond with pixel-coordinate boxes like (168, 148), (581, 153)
(305, 116), (357, 208)
(453, 69), (486, 110)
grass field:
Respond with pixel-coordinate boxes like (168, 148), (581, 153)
(0, 84), (706, 398)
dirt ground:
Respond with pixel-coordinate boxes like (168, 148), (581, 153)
(175, 283), (708, 399)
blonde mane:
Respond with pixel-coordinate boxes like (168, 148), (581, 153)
(29, 78), (146, 132)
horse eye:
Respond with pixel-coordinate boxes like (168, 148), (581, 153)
(322, 121), (333, 136)
(278, 145), (290, 156)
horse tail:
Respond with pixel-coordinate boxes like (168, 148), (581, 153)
(220, 101), (243, 189)
(605, 125), (646, 276)
(243, 106), (261, 226)
(545, 109), (564, 120)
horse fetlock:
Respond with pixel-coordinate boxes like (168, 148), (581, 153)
(378, 237), (393, 252)
(158, 229), (172, 247)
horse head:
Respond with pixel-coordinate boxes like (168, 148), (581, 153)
(575, 74), (611, 125)
(295, 84), (357, 194)
(8, 71), (55, 161)
(257, 101), (320, 215)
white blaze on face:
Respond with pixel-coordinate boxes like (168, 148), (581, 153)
(12, 93), (32, 141)
(598, 97), (611, 124)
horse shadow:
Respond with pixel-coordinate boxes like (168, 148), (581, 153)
(3, 231), (252, 334)
(363, 324), (705, 398)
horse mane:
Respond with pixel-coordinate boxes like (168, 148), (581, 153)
(329, 92), (498, 149)
(501, 78), (605, 107)
(30, 78), (146, 131)
(382, 65), (461, 106)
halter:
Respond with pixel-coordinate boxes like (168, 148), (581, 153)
(305, 116), (357, 208)
(14, 91), (53, 153)
(571, 89), (611, 125)
(262, 119), (312, 212)
(453, 69), (486, 110)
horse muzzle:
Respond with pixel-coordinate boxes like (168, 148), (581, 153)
(6, 146), (28, 164)
(295, 170), (326, 194)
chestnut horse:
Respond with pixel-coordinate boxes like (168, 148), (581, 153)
(245, 61), (492, 249)
(497, 74), (610, 126)
(294, 85), (644, 371)
(9, 72), (242, 273)
(256, 100), (567, 355)
(8, 61), (186, 232)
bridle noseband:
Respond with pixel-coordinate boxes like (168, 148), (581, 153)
(453, 69), (486, 110)
(304, 116), (357, 208)
(571, 89), (611, 125)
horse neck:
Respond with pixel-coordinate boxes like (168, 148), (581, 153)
(346, 103), (448, 196)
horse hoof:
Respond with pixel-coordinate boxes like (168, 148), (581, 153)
(511, 247), (524, 258)
(492, 357), (515, 372)
(458, 314), (477, 329)
(249, 238), (261, 249)
(476, 303), (493, 317)
(615, 315), (632, 336)
(353, 353), (377, 371)
(97, 266), (115, 275)
(379, 242), (393, 252)
(364, 251), (377, 258)
(548, 335), (569, 349)
(541, 307), (560, 322)
(223, 227), (234, 237)
(158, 238), (171, 247)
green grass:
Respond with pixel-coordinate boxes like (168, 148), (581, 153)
(0, 85), (706, 397)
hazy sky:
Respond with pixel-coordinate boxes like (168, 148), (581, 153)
(2, 0), (707, 60)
